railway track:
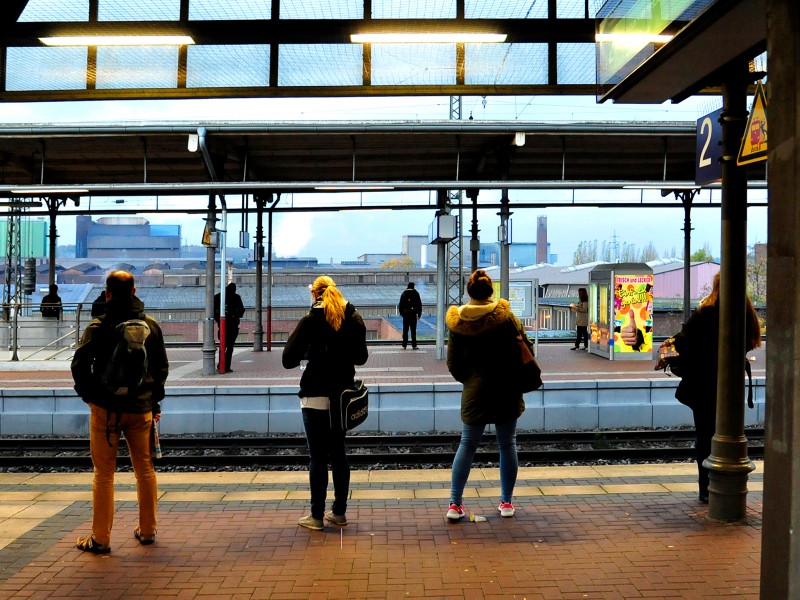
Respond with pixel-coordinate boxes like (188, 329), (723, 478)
(0, 429), (765, 470)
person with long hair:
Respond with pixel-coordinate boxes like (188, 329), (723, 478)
(570, 287), (589, 350)
(673, 272), (761, 503)
(282, 275), (368, 530)
(445, 269), (529, 521)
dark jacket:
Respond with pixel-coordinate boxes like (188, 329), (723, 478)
(90, 291), (107, 317)
(71, 294), (169, 414)
(40, 293), (62, 318)
(673, 304), (719, 410)
(446, 298), (527, 426)
(398, 288), (422, 319)
(214, 291), (245, 327)
(282, 301), (369, 399)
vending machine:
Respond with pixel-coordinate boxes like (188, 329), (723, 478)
(588, 263), (654, 361)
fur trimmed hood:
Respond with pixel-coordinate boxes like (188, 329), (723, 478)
(446, 298), (514, 336)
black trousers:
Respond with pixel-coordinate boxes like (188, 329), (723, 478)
(218, 324), (239, 370)
(402, 315), (417, 348)
(574, 326), (589, 348)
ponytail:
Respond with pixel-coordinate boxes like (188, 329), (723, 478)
(311, 275), (347, 331)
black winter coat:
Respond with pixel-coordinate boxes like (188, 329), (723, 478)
(282, 301), (368, 399)
(446, 298), (527, 426)
(71, 295), (169, 414)
(673, 304), (719, 412)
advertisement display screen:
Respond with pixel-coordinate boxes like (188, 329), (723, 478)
(613, 274), (654, 354)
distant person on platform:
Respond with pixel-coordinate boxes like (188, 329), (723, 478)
(569, 287), (589, 351)
(91, 290), (107, 317)
(40, 284), (63, 319)
(214, 282), (245, 373)
(398, 282), (422, 349)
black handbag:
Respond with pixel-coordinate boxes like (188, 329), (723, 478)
(339, 380), (369, 431)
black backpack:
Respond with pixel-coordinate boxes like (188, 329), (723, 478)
(101, 319), (151, 396)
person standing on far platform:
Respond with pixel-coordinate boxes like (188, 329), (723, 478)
(71, 270), (169, 553)
(570, 287), (589, 350)
(445, 269), (527, 522)
(40, 284), (63, 319)
(214, 282), (245, 373)
(398, 282), (422, 349)
(672, 272), (761, 504)
(282, 275), (368, 531)
(90, 289), (107, 317)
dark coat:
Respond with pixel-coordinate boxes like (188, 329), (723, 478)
(71, 294), (169, 414)
(398, 288), (422, 319)
(282, 301), (369, 399)
(213, 291), (245, 327)
(446, 298), (527, 426)
(673, 304), (719, 412)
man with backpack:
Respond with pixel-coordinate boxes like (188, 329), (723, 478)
(398, 282), (422, 349)
(71, 270), (169, 554)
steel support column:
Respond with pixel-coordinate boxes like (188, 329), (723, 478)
(498, 190), (511, 300)
(202, 197), (217, 376)
(704, 69), (754, 522)
(253, 194), (268, 351)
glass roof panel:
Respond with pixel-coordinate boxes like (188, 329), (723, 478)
(98, 0), (179, 21)
(189, 0), (271, 19)
(466, 44), (548, 85)
(558, 43), (595, 84)
(466, 0), (547, 19)
(278, 45), (363, 86)
(6, 47), (87, 91)
(372, 44), (456, 86)
(557, 0), (588, 18)
(96, 47), (178, 88)
(188, 45), (270, 87)
(372, 0), (456, 19)
(19, 0), (88, 21)
(279, 0), (363, 19)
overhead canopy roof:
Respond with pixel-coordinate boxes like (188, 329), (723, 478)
(0, 120), (767, 215)
(1, 0), (603, 102)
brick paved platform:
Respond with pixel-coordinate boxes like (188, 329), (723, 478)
(0, 464), (763, 599)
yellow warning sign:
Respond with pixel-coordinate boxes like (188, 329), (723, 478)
(737, 81), (768, 166)
(202, 222), (212, 246)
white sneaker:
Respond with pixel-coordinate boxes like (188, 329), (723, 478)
(446, 504), (465, 521)
(498, 502), (515, 517)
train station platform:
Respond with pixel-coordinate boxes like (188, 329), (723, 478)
(0, 463), (763, 599)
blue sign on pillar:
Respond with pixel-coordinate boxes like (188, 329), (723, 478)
(695, 108), (723, 186)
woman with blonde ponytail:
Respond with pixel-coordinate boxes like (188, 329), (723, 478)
(282, 275), (368, 531)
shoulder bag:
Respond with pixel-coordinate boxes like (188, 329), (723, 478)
(338, 379), (369, 431)
(516, 332), (543, 393)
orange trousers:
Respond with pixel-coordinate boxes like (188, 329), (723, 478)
(89, 405), (158, 545)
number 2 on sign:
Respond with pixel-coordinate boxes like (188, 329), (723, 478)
(698, 117), (713, 168)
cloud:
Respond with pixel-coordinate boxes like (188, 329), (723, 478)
(273, 213), (314, 257)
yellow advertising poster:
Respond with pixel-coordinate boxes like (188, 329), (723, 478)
(613, 274), (654, 353)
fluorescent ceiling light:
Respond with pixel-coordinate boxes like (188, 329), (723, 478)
(10, 187), (89, 194)
(39, 35), (195, 47)
(351, 33), (506, 44)
(0, 200), (43, 207)
(595, 33), (674, 44)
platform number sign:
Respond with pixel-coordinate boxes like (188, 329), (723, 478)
(695, 108), (723, 186)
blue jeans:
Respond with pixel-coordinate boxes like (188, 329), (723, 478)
(450, 420), (518, 506)
(302, 407), (350, 519)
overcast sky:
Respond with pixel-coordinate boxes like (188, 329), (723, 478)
(5, 95), (767, 265)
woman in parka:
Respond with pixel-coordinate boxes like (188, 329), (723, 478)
(445, 269), (530, 521)
(282, 275), (368, 530)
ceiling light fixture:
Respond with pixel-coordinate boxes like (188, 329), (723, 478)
(39, 35), (195, 47)
(314, 185), (395, 191)
(351, 33), (506, 44)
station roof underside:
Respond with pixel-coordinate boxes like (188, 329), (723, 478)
(0, 120), (768, 215)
